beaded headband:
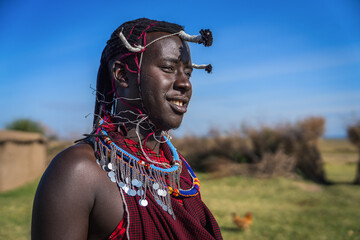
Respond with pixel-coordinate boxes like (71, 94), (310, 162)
(118, 28), (213, 73)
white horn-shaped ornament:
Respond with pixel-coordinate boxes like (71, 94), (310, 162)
(178, 29), (213, 47)
(192, 63), (212, 73)
(118, 30), (145, 53)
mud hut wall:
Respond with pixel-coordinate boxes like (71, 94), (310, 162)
(0, 133), (46, 192)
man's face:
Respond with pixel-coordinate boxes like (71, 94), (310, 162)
(140, 32), (193, 131)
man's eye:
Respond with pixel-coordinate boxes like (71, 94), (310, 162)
(161, 66), (174, 72)
(185, 71), (192, 77)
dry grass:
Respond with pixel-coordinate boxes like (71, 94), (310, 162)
(319, 138), (357, 154)
(176, 117), (329, 183)
(321, 139), (358, 183)
(346, 121), (360, 184)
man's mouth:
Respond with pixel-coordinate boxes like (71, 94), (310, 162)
(169, 100), (184, 107)
(168, 98), (189, 114)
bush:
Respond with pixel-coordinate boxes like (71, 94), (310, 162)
(175, 117), (329, 184)
(5, 119), (45, 134)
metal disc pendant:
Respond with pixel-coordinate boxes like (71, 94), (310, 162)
(131, 179), (139, 186)
(118, 182), (125, 188)
(123, 185), (129, 194)
(129, 189), (137, 196)
(137, 189), (144, 196)
(135, 181), (142, 188)
(107, 163), (113, 170)
(139, 199), (148, 207)
(162, 205), (168, 211)
(157, 189), (167, 196)
(107, 171), (115, 178)
(168, 208), (173, 215)
(153, 183), (159, 190)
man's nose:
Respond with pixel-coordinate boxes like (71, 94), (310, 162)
(174, 71), (191, 92)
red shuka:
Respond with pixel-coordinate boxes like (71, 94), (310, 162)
(99, 122), (222, 240)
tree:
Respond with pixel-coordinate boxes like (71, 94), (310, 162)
(5, 118), (45, 135)
(347, 121), (360, 185)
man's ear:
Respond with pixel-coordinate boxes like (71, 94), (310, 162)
(112, 60), (128, 88)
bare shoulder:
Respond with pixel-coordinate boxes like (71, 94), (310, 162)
(32, 143), (125, 240)
(42, 143), (103, 192)
(51, 142), (98, 171)
(31, 143), (102, 239)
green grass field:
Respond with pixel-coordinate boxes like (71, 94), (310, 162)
(0, 178), (38, 240)
(0, 139), (359, 239)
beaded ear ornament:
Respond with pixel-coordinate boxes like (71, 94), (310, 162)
(94, 117), (200, 219)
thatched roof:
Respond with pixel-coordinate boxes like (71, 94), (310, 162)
(0, 130), (46, 143)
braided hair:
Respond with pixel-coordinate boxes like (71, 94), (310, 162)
(94, 18), (184, 125)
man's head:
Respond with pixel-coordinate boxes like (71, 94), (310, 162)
(95, 19), (183, 124)
(136, 32), (192, 130)
(94, 18), (211, 131)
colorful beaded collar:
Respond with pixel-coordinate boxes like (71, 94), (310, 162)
(94, 117), (200, 219)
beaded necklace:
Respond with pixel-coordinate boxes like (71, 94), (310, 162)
(94, 117), (200, 219)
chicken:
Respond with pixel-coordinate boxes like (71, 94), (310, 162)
(232, 212), (252, 230)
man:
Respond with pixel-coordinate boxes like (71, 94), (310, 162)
(32, 18), (222, 240)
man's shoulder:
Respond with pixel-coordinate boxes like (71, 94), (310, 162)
(52, 143), (96, 166)
(42, 143), (103, 192)
(51, 143), (97, 170)
(32, 143), (108, 239)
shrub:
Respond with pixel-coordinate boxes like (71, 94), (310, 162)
(5, 119), (45, 134)
(245, 117), (328, 184)
(175, 117), (329, 184)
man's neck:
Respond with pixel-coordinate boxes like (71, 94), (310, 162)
(125, 127), (162, 154)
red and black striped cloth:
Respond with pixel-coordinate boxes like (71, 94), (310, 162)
(99, 119), (223, 239)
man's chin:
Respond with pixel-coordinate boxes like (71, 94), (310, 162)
(151, 117), (183, 132)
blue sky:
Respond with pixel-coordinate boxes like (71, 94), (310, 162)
(1, 0), (360, 138)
